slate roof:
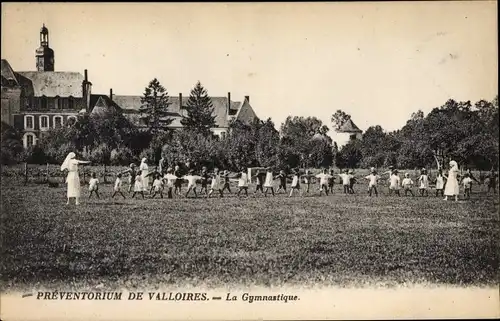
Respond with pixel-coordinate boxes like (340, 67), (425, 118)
(337, 118), (362, 133)
(1, 59), (19, 87)
(14, 71), (84, 97)
(113, 95), (247, 128)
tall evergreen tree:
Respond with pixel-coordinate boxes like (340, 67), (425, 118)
(180, 81), (216, 136)
(140, 78), (172, 135)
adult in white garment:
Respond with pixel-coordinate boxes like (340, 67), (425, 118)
(443, 160), (460, 201)
(60, 152), (90, 205)
(140, 158), (150, 192)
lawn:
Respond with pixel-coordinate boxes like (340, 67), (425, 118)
(1, 176), (498, 292)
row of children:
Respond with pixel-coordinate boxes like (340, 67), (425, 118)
(85, 162), (498, 200)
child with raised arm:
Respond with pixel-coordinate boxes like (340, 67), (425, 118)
(389, 170), (401, 196)
(88, 172), (100, 199)
(316, 169), (332, 196)
(236, 168), (250, 197)
(199, 166), (209, 196)
(122, 163), (137, 193)
(163, 168), (177, 199)
(253, 169), (266, 195)
(112, 173), (126, 199)
(303, 170), (313, 194)
(183, 169), (202, 198)
(418, 168), (429, 197)
(461, 172), (473, 200)
(151, 173), (164, 199)
(221, 170), (232, 194)
(338, 169), (350, 194)
(208, 168), (224, 198)
(434, 169), (446, 197)
(131, 174), (145, 199)
(275, 170), (288, 194)
(364, 168), (380, 197)
(289, 169), (302, 197)
(263, 167), (276, 197)
(402, 173), (415, 196)
(328, 169), (336, 194)
(348, 169), (356, 194)
(173, 165), (183, 196)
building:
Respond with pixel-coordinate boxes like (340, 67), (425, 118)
(1, 24), (260, 148)
(1, 25), (115, 148)
(331, 118), (363, 147)
(113, 92), (258, 138)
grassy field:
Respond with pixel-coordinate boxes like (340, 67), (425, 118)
(1, 175), (498, 292)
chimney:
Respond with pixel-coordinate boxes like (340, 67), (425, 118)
(109, 88), (113, 101)
(245, 95), (250, 103)
(227, 92), (231, 115)
(179, 93), (183, 113)
(84, 69), (88, 82)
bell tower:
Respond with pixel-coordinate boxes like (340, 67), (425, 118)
(35, 24), (55, 71)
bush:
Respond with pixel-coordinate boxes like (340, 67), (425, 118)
(110, 147), (134, 166)
(89, 144), (112, 165)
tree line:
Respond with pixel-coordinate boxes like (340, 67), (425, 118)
(1, 78), (498, 172)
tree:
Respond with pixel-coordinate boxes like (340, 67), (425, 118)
(331, 109), (352, 131)
(1, 121), (23, 164)
(335, 140), (363, 169)
(180, 81), (216, 136)
(140, 78), (173, 135)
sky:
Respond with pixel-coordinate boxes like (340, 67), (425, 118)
(1, 2), (497, 134)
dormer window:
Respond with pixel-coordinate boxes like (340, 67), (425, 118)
(68, 96), (74, 109)
(41, 96), (48, 109)
(55, 96), (62, 109)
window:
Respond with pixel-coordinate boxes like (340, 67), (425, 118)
(23, 133), (37, 148)
(349, 134), (357, 141)
(40, 115), (49, 130)
(41, 96), (48, 109)
(63, 98), (69, 109)
(53, 116), (63, 128)
(220, 131), (227, 140)
(24, 115), (35, 129)
(68, 97), (74, 109)
(55, 96), (62, 109)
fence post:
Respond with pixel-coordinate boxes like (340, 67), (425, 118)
(46, 163), (50, 184)
(24, 162), (28, 186)
(103, 164), (107, 184)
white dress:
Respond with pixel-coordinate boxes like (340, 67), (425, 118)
(140, 162), (149, 192)
(264, 172), (274, 188)
(66, 159), (82, 198)
(419, 175), (429, 189)
(444, 168), (459, 196)
(435, 176), (445, 190)
(389, 174), (400, 190)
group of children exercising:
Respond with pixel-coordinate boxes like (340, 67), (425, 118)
(85, 163), (498, 200)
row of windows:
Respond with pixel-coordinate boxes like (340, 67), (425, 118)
(24, 115), (76, 130)
(22, 96), (76, 110)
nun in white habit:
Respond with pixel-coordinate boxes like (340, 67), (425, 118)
(60, 152), (90, 205)
(140, 158), (150, 192)
(444, 160), (460, 201)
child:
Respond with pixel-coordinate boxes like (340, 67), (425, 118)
(173, 165), (183, 196)
(316, 169), (332, 196)
(338, 169), (350, 194)
(183, 170), (202, 198)
(328, 169), (336, 194)
(163, 168), (177, 199)
(122, 163), (137, 193)
(487, 170), (498, 195)
(236, 168), (250, 197)
(275, 170), (288, 194)
(303, 170), (312, 194)
(389, 170), (401, 196)
(348, 169), (356, 194)
(289, 169), (302, 197)
(88, 173), (100, 199)
(151, 173), (164, 198)
(200, 166), (210, 195)
(221, 170), (232, 194)
(417, 168), (429, 197)
(435, 169), (446, 197)
(364, 168), (380, 197)
(112, 173), (126, 199)
(461, 173), (473, 200)
(208, 168), (223, 198)
(132, 174), (145, 199)
(253, 169), (266, 195)
(263, 168), (276, 197)
(402, 173), (415, 196)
